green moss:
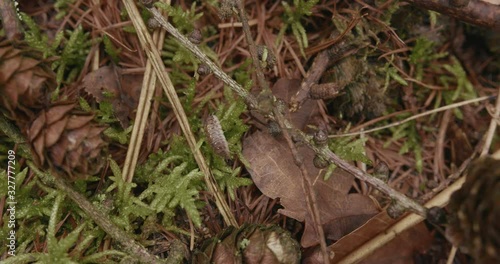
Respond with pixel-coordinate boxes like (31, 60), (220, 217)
(278, 0), (319, 57)
(22, 13), (92, 87)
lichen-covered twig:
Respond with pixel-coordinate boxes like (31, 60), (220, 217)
(147, 7), (259, 110)
(234, 0), (271, 94)
(28, 162), (176, 264)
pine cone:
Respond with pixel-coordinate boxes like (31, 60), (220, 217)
(27, 103), (107, 180)
(193, 224), (300, 264)
(0, 39), (56, 124)
(446, 155), (500, 263)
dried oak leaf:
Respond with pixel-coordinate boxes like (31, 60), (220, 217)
(242, 78), (378, 248)
(79, 65), (141, 128)
(305, 217), (432, 264)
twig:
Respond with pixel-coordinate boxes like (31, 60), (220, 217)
(122, 0), (238, 227)
(446, 246), (458, 264)
(274, 108), (329, 264)
(235, 3), (330, 261)
(289, 42), (331, 111)
(147, 7), (259, 110)
(302, 127), (428, 216)
(434, 109), (452, 182)
(1, 117), (166, 263)
(405, 0), (500, 29)
(234, 0), (270, 94)
(329, 95), (493, 138)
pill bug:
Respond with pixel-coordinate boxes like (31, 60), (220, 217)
(309, 83), (341, 100)
(204, 114), (230, 159)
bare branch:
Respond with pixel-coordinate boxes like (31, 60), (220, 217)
(405, 0), (500, 29)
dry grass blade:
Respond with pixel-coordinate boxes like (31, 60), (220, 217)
(481, 86), (500, 156)
(122, 0), (169, 183)
(329, 96), (493, 138)
(121, 0), (237, 227)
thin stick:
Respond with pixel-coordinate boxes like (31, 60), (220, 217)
(329, 96), (493, 138)
(274, 108), (329, 264)
(304, 129), (428, 216)
(28, 162), (165, 264)
(234, 0), (270, 93)
(446, 246), (458, 264)
(406, 0), (500, 29)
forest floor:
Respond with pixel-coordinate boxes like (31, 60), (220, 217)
(0, 0), (499, 263)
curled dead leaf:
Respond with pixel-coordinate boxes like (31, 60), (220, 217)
(79, 65), (142, 128)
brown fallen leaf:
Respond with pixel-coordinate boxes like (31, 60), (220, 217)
(79, 65), (142, 128)
(358, 223), (433, 264)
(243, 131), (377, 247)
(242, 78), (378, 248)
(303, 213), (433, 264)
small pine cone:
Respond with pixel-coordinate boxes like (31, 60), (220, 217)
(28, 103), (107, 180)
(0, 39), (56, 123)
(446, 156), (500, 263)
(193, 224), (300, 264)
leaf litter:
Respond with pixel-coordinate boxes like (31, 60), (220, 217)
(243, 78), (378, 247)
(79, 64), (142, 128)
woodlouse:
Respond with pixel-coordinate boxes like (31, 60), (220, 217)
(204, 114), (230, 159)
